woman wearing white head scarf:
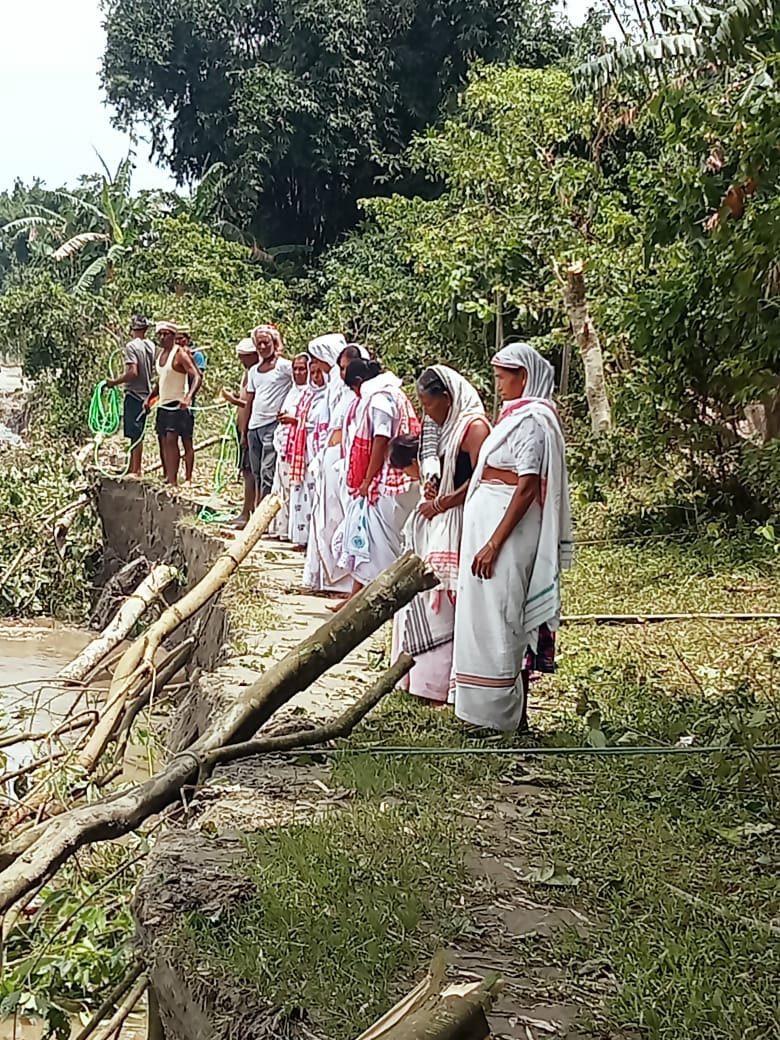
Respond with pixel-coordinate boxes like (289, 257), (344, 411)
(287, 360), (328, 547)
(269, 353), (309, 539)
(302, 335), (356, 593)
(389, 365), (490, 704)
(453, 343), (573, 732)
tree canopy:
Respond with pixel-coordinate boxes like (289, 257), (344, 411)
(101, 0), (580, 249)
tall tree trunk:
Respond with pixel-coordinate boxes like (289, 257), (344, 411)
(561, 260), (612, 434)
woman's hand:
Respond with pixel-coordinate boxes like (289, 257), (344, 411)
(423, 479), (439, 501)
(278, 413), (297, 425)
(419, 497), (446, 521)
(358, 478), (371, 498)
(472, 539), (499, 579)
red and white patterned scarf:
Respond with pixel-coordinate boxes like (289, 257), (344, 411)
(347, 376), (420, 504)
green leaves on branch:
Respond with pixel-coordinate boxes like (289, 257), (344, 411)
(574, 0), (780, 96)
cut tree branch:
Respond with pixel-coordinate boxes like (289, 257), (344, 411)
(200, 653), (414, 772)
(77, 494), (281, 772)
(0, 553), (436, 911)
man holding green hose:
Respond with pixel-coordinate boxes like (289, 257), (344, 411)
(106, 315), (156, 478)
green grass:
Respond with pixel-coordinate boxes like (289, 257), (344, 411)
(188, 534), (780, 1040)
(186, 805), (465, 1039)
(531, 537), (780, 1040)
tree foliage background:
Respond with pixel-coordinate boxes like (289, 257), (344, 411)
(2, 0), (780, 526)
(100, 0), (582, 248)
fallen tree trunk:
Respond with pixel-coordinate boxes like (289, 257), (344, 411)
(0, 553), (435, 910)
(561, 260), (612, 435)
(200, 653), (413, 772)
(57, 564), (179, 685)
(77, 495), (281, 772)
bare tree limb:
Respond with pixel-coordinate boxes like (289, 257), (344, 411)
(57, 564), (179, 685)
(0, 553), (436, 912)
(78, 494), (281, 772)
(201, 653), (414, 772)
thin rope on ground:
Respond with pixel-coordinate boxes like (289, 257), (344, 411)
(261, 742), (780, 758)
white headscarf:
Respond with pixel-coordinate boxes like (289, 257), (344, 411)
(418, 366), (487, 487)
(492, 342), (555, 399)
(308, 333), (347, 369)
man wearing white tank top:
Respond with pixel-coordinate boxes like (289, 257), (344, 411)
(148, 321), (202, 486)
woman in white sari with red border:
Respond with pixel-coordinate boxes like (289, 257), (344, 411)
(453, 343), (573, 733)
(303, 337), (365, 594)
(391, 365), (490, 704)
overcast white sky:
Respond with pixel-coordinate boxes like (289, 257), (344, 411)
(0, 0), (597, 194)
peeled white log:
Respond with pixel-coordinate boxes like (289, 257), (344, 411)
(57, 564), (179, 685)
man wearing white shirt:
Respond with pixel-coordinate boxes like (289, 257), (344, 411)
(242, 325), (293, 508)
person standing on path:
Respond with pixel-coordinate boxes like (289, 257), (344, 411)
(302, 335), (357, 595)
(175, 328), (207, 483)
(244, 325), (293, 509)
(269, 353), (309, 539)
(452, 342), (573, 734)
(336, 359), (420, 603)
(221, 337), (259, 529)
(105, 315), (155, 478)
(149, 321), (202, 487)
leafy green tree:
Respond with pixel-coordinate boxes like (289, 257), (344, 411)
(101, 0), (579, 249)
(1, 157), (165, 293)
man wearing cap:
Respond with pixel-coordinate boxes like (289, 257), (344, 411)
(244, 325), (293, 510)
(221, 337), (259, 528)
(106, 315), (156, 477)
(148, 321), (202, 486)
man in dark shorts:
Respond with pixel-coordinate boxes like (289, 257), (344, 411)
(175, 328), (207, 483)
(106, 315), (155, 477)
(149, 321), (202, 486)
(221, 336), (259, 528)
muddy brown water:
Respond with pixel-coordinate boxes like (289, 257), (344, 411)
(0, 622), (92, 770)
(0, 622), (146, 1040)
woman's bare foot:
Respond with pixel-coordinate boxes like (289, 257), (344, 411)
(326, 598), (350, 613)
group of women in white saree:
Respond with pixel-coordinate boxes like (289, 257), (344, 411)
(269, 335), (572, 733)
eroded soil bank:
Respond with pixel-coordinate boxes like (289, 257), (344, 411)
(96, 478), (229, 673)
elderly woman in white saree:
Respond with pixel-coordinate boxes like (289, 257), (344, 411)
(453, 343), (573, 733)
(303, 337), (365, 594)
(390, 366), (490, 704)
